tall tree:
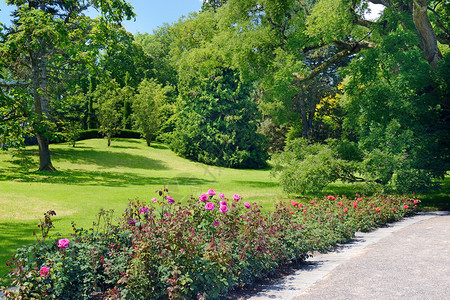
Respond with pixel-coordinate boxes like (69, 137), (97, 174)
(0, 0), (134, 171)
(132, 79), (165, 147)
(94, 80), (123, 147)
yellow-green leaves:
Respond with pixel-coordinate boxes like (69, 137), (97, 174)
(306, 0), (355, 43)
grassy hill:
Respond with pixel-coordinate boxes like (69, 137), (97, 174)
(0, 138), (284, 282)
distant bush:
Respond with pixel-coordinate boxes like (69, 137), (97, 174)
(2, 188), (418, 299)
(77, 129), (103, 141)
(115, 129), (141, 139)
(75, 129), (141, 142)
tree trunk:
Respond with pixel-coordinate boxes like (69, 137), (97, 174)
(413, 0), (442, 69)
(32, 43), (55, 172)
(36, 132), (56, 171)
(107, 134), (111, 147)
(145, 135), (151, 147)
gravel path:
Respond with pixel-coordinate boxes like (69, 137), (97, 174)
(244, 211), (450, 300)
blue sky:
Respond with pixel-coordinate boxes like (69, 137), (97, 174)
(1, 1), (383, 34)
(0, 0), (204, 34)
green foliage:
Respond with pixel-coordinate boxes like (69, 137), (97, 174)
(272, 138), (357, 194)
(132, 79), (166, 146)
(93, 80), (124, 146)
(172, 66), (268, 169)
(306, 0), (355, 43)
(0, 88), (33, 150)
(340, 28), (449, 193)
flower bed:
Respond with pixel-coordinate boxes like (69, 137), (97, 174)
(1, 188), (418, 299)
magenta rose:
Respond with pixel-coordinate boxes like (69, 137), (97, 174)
(244, 202), (251, 209)
(152, 198), (157, 202)
(199, 194), (209, 202)
(207, 189), (216, 196)
(233, 194), (240, 201)
(140, 207), (150, 214)
(205, 202), (215, 211)
(39, 266), (50, 278)
(219, 205), (228, 213)
(213, 220), (220, 226)
(219, 193), (225, 199)
(167, 196), (175, 204)
(220, 200), (227, 206)
(58, 238), (70, 248)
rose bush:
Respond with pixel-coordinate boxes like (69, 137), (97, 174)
(1, 188), (418, 299)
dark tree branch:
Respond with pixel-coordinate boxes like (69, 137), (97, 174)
(427, 6), (450, 45)
(413, 0), (442, 69)
(293, 41), (376, 82)
(368, 0), (392, 7)
(298, 0), (310, 16)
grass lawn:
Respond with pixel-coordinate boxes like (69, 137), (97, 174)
(0, 138), (284, 281)
(0, 138), (448, 283)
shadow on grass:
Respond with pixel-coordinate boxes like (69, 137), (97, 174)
(149, 143), (169, 150)
(109, 145), (141, 150)
(0, 168), (212, 187)
(0, 222), (36, 279)
(322, 182), (372, 198)
(51, 148), (167, 170)
(233, 180), (279, 188)
(419, 177), (450, 211)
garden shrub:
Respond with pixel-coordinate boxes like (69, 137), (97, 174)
(77, 129), (103, 141)
(1, 188), (419, 299)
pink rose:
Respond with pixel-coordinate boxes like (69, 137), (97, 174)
(233, 194), (240, 201)
(392, 208), (396, 212)
(244, 202), (251, 209)
(152, 198), (157, 202)
(310, 201), (315, 204)
(167, 196), (175, 204)
(302, 210), (307, 213)
(220, 200), (227, 206)
(219, 205), (228, 213)
(292, 201), (299, 207)
(299, 203), (303, 208)
(205, 202), (215, 211)
(199, 194), (209, 202)
(58, 238), (70, 248)
(344, 208), (348, 213)
(404, 205), (409, 210)
(219, 193), (225, 199)
(353, 202), (358, 208)
(376, 208), (381, 212)
(328, 195), (336, 200)
(414, 200), (419, 204)
(140, 207), (150, 214)
(337, 202), (343, 206)
(39, 266), (50, 278)
(357, 197), (362, 201)
(208, 189), (216, 196)
(213, 220), (220, 226)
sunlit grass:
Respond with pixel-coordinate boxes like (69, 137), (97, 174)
(0, 138), (283, 281)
